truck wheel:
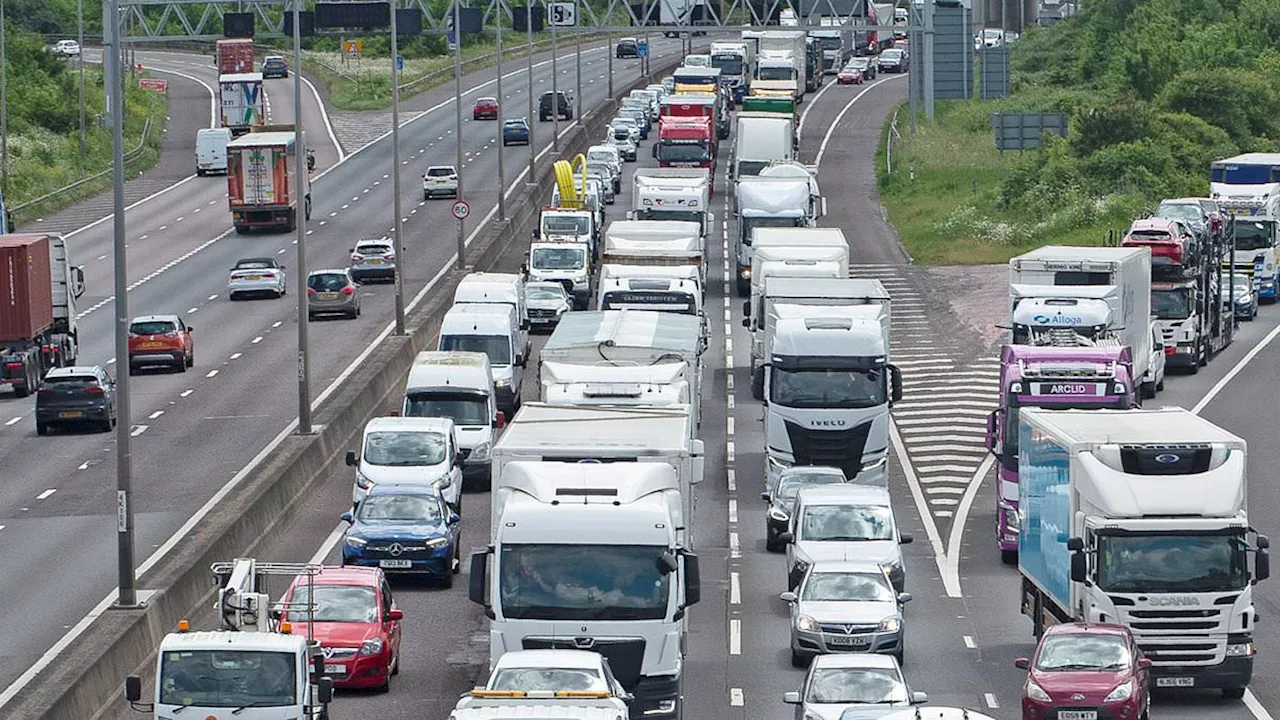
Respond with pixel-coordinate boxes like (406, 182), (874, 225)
(736, 277), (750, 298)
(1223, 687), (1246, 700)
(1001, 549), (1017, 565)
(1140, 381), (1154, 400)
(751, 367), (765, 401)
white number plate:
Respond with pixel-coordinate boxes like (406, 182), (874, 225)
(1156, 677), (1195, 688)
(379, 559), (412, 569)
(1059, 711), (1097, 720)
(828, 635), (871, 647)
(324, 664), (345, 674)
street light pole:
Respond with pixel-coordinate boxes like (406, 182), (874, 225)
(292, 0), (313, 433)
(574, 0), (581, 122)
(105, 0), (137, 609)
(525, 0), (535, 184)
(78, 0), (86, 157)
(550, 21), (558, 150)
(607, 35), (613, 97)
(1, 0), (8, 198)
(923, 0), (935, 121)
(390, 3), (406, 334)
(495, 0), (506, 220)
(454, 0), (466, 269)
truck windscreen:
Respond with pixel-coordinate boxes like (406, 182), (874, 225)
(656, 143), (712, 163)
(543, 216), (590, 236)
(499, 544), (671, 620)
(439, 334), (512, 365)
(1234, 220), (1275, 251)
(1096, 531), (1249, 593)
(769, 367), (887, 409)
(638, 208), (704, 224)
(757, 66), (795, 81)
(741, 216), (805, 244)
(711, 56), (743, 75)
(159, 650), (297, 708)
(1151, 287), (1194, 320)
(532, 246), (587, 270)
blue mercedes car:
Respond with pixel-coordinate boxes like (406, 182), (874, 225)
(503, 118), (531, 146)
(340, 486), (461, 586)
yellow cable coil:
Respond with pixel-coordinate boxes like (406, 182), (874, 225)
(552, 153), (589, 208)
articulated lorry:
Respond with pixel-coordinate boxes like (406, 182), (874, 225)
(227, 127), (312, 233)
(709, 41), (753, 103)
(601, 219), (705, 299)
(810, 25), (853, 74)
(983, 344), (1137, 564)
(765, 308), (901, 489)
(1008, 246), (1156, 395)
(451, 690), (628, 720)
(630, 168), (712, 232)
(470, 457), (702, 720)
(1017, 408), (1269, 699)
(732, 173), (821, 296)
(756, 30), (808, 101)
(540, 361), (694, 429)
(215, 38), (255, 74)
(733, 112), (797, 179)
(124, 558), (334, 719)
(1211, 182), (1280, 301)
(748, 227), (851, 345)
(219, 72), (265, 135)
(0, 234), (85, 397)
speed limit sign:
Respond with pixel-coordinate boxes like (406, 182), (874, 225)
(451, 200), (470, 220)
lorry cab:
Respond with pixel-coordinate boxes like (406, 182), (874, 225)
(402, 350), (502, 490)
(438, 304), (525, 416)
(525, 241), (592, 310)
(195, 127), (233, 176)
(538, 209), (597, 260)
(598, 275), (703, 320)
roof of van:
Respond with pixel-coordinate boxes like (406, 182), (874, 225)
(364, 416), (455, 434)
(446, 302), (517, 319)
(440, 305), (517, 331)
(406, 352), (493, 391)
(413, 350), (490, 368)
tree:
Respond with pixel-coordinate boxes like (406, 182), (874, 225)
(1157, 68), (1280, 149)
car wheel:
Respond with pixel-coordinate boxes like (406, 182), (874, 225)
(99, 419), (112, 433)
(1140, 381), (1154, 400)
(1157, 377), (1165, 391)
(186, 351), (194, 368)
(229, 292), (239, 301)
(36, 423), (49, 436)
(423, 191), (429, 201)
(441, 555), (456, 589)
(391, 652), (401, 676)
(176, 357), (187, 373)
(790, 650), (809, 668)
(765, 534), (782, 553)
(196, 168), (206, 177)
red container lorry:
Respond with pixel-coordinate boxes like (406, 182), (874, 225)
(216, 38), (255, 75)
(0, 234), (85, 397)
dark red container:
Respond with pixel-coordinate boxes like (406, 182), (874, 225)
(217, 38), (255, 75)
(0, 234), (54, 342)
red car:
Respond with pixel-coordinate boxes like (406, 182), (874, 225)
(127, 314), (194, 374)
(837, 66), (864, 85)
(472, 96), (499, 120)
(279, 566), (403, 691)
(1016, 623), (1151, 720)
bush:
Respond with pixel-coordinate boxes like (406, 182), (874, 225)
(1157, 68), (1280, 149)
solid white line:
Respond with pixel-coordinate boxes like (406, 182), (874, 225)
(889, 419), (956, 596)
(1244, 689), (1275, 720)
(983, 693), (998, 709)
(299, 73), (345, 162)
(815, 75), (909, 168)
(1192, 323), (1280, 414)
(728, 619), (741, 655)
(729, 572), (741, 605)
(36, 489), (57, 500)
(727, 499), (738, 524)
(795, 77), (838, 139)
(310, 522), (349, 565)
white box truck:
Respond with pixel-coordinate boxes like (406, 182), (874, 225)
(733, 113), (797, 179)
(540, 361), (694, 430)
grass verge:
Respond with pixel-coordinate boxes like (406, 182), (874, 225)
(9, 68), (169, 226)
(876, 98), (1146, 266)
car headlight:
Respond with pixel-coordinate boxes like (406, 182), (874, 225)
(794, 558), (811, 573)
(358, 637), (384, 657)
(796, 615), (819, 632)
(803, 711), (823, 720)
(878, 617), (901, 633)
(345, 535), (367, 548)
(1025, 680), (1051, 702)
(469, 442), (490, 461)
(1226, 641), (1256, 657)
(768, 507), (790, 522)
(1103, 681), (1133, 702)
(355, 472), (374, 490)
(880, 561), (902, 578)
(426, 536), (451, 549)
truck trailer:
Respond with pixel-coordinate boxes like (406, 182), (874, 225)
(0, 234), (85, 397)
(227, 128), (312, 233)
(218, 72), (265, 135)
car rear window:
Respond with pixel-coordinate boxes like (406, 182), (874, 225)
(427, 167), (456, 177)
(308, 274), (349, 291)
(45, 375), (99, 387)
(131, 321), (176, 335)
(235, 260), (273, 270)
(357, 244), (392, 254)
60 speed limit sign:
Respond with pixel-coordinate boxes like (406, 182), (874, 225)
(451, 200), (471, 220)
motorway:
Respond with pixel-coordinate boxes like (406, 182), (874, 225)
(0, 36), (691, 697)
(29, 43), (1280, 720)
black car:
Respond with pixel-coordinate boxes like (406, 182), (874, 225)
(261, 55), (289, 79)
(762, 466), (849, 552)
(616, 38), (640, 58)
(877, 49), (909, 73)
(538, 91), (573, 121)
(849, 56), (876, 80)
(35, 365), (117, 435)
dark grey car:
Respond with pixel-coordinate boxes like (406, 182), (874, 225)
(35, 365), (117, 435)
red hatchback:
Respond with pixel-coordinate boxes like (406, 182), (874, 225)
(127, 314), (194, 373)
(473, 96), (499, 120)
(1016, 623), (1151, 720)
(279, 566), (404, 692)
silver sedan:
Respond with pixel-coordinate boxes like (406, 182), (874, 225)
(782, 561), (911, 667)
(228, 257), (287, 300)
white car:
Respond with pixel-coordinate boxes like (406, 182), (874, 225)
(524, 281), (573, 329)
(345, 416), (464, 510)
(607, 128), (638, 162)
(478, 650), (631, 704)
(423, 165), (459, 199)
(1141, 321), (1166, 400)
(227, 257), (287, 300)
(610, 116), (642, 144)
(54, 40), (80, 57)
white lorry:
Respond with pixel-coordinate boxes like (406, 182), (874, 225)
(765, 307), (902, 488)
(540, 309), (705, 414)
(469, 458), (701, 720)
(630, 169), (712, 237)
(755, 30), (807, 101)
(746, 276), (890, 400)
(749, 227), (851, 319)
(598, 273), (703, 318)
(538, 207), (599, 260)
(124, 559), (334, 719)
(709, 41), (753, 103)
(810, 25), (853, 73)
(602, 220), (705, 291)
(733, 113), (797, 179)
(1008, 246), (1156, 397)
(733, 174), (821, 296)
(540, 361), (693, 430)
(1017, 407), (1270, 699)
(450, 691), (628, 720)
(218, 73), (265, 135)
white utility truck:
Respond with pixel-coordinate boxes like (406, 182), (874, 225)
(540, 361), (693, 428)
(602, 219), (705, 293)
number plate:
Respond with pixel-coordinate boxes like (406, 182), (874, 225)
(324, 664), (346, 675)
(319, 292), (339, 300)
(141, 341), (164, 348)
(1156, 677), (1195, 688)
(379, 559), (412, 569)
(244, 275), (262, 280)
(827, 635), (871, 647)
(59, 411), (84, 419)
(1058, 712), (1097, 720)
(366, 259), (382, 265)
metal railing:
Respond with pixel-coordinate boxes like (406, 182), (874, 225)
(10, 118), (154, 224)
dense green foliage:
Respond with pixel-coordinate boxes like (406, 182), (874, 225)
(997, 0), (1280, 211)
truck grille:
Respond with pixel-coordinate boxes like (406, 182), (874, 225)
(1116, 606), (1228, 666)
(1135, 639), (1222, 665)
(782, 420), (873, 478)
(523, 637), (646, 689)
(1126, 607), (1222, 631)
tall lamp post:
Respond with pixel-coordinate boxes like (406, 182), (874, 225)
(525, 0), (535, 184)
(390, 5), (407, 334)
(453, 0), (466, 269)
(292, 0), (313, 433)
(495, 0), (506, 220)
(78, 0), (86, 157)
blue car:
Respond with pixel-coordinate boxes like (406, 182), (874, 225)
(503, 118), (531, 146)
(340, 486), (461, 586)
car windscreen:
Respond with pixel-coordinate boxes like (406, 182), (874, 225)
(439, 334), (512, 365)
(403, 392), (491, 425)
(356, 493), (443, 522)
(159, 650), (297, 708)
(235, 260), (274, 270)
(285, 584), (377, 623)
(800, 504), (894, 541)
(426, 167), (456, 177)
(362, 430), (447, 466)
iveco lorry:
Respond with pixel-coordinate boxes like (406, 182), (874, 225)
(469, 459), (700, 720)
(983, 344), (1136, 564)
(765, 308), (901, 489)
(1017, 407), (1269, 700)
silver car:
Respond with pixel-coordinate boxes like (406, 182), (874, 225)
(349, 237), (397, 283)
(586, 166), (616, 204)
(228, 257), (287, 300)
(782, 561), (911, 667)
(524, 282), (573, 330)
(783, 485), (913, 593)
(782, 654), (926, 720)
(306, 269), (361, 320)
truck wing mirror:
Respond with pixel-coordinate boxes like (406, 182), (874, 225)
(888, 364), (903, 403)
(985, 410), (999, 456)
(657, 551), (679, 575)
(1256, 545), (1270, 583)
(742, 301), (750, 316)
(742, 316), (750, 328)
(652, 144), (658, 158)
(682, 551), (701, 606)
(124, 675), (143, 703)
(1066, 537), (1085, 552)
(345, 451), (358, 467)
(468, 551), (491, 611)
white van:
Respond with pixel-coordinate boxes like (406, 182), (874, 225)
(195, 127), (233, 176)
(452, 273), (530, 360)
(402, 350), (503, 490)
(437, 304), (525, 415)
(343, 416), (464, 510)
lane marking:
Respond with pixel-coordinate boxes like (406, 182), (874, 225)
(5, 417), (20, 426)
(1193, 323), (1280, 414)
(180, 389), (193, 398)
(130, 425), (148, 437)
(963, 635), (976, 649)
(729, 688), (744, 707)
(36, 489), (57, 500)
(814, 75), (908, 168)
(728, 619), (741, 655)
(727, 498), (738, 523)
(729, 571), (740, 604)
(251, 336), (264, 344)
(983, 693), (998, 709)
(229, 352), (242, 360)
(205, 370), (218, 378)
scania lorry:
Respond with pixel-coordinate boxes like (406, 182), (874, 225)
(0, 234), (85, 397)
(983, 344), (1137, 564)
(1017, 407), (1269, 699)
(765, 309), (901, 489)
(1210, 182), (1280, 301)
(470, 459), (701, 720)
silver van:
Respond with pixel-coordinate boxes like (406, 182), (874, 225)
(437, 304), (525, 416)
(452, 273), (531, 361)
(402, 350), (503, 489)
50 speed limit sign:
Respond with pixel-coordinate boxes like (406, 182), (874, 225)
(451, 200), (471, 220)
